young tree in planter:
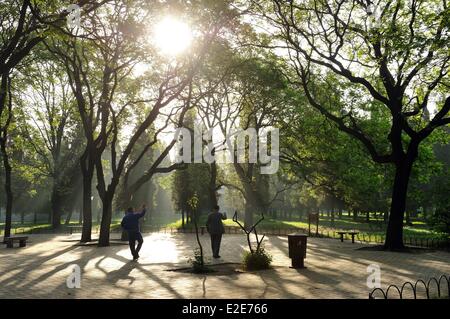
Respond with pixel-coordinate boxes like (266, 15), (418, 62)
(232, 211), (272, 270)
(187, 192), (207, 272)
(254, 0), (450, 250)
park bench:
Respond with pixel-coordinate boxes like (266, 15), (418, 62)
(336, 231), (359, 243)
(67, 225), (83, 234)
(4, 236), (29, 248)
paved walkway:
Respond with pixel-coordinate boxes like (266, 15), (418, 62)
(0, 233), (449, 298)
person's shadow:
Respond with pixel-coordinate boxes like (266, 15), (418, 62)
(102, 260), (137, 286)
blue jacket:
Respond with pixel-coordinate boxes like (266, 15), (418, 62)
(121, 209), (146, 232)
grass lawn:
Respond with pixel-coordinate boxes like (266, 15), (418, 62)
(1, 213), (447, 242)
(0, 219), (123, 235)
(165, 214), (449, 241)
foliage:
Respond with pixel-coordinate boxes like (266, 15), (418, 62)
(0, 0), (449, 249)
(428, 208), (450, 235)
(242, 247), (272, 271)
(172, 111), (213, 216)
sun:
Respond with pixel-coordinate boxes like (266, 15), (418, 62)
(153, 16), (192, 56)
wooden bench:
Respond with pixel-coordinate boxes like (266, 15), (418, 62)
(67, 225), (83, 234)
(336, 231), (359, 243)
(4, 236), (29, 248)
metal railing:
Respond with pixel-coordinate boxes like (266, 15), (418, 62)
(369, 274), (450, 299)
(9, 224), (450, 251)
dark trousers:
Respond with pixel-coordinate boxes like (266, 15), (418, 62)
(210, 234), (222, 257)
(128, 231), (143, 258)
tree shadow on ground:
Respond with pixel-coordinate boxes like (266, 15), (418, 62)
(1, 233), (448, 298)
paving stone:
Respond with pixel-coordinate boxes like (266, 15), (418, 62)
(0, 233), (448, 298)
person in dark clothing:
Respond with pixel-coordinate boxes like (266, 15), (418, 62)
(206, 205), (227, 258)
(121, 204), (146, 260)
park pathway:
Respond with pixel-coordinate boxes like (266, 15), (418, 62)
(0, 233), (449, 298)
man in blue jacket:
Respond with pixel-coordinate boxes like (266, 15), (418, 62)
(121, 204), (146, 260)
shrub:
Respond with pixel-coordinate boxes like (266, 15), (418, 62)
(428, 207), (450, 235)
(242, 248), (272, 271)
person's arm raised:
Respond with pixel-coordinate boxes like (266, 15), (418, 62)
(136, 204), (147, 218)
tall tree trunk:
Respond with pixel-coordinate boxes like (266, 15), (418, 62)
(0, 136), (13, 242)
(51, 187), (62, 229)
(209, 161), (218, 207)
(80, 157), (94, 242)
(232, 162), (264, 230)
(384, 157), (414, 250)
(331, 206), (335, 225)
(244, 201), (254, 229)
(98, 179), (118, 246)
(98, 191), (113, 247)
(243, 187), (267, 229)
(118, 186), (133, 211)
(181, 210), (185, 229)
(65, 210), (73, 225)
(78, 203), (82, 224)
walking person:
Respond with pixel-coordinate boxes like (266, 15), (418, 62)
(121, 204), (146, 261)
(206, 205), (227, 258)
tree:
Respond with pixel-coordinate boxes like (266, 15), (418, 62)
(171, 123), (214, 223)
(0, 72), (13, 240)
(254, 0), (450, 249)
(114, 125), (160, 213)
(0, 0), (111, 240)
(15, 55), (82, 228)
(193, 41), (287, 228)
(49, 0), (233, 246)
(187, 192), (205, 270)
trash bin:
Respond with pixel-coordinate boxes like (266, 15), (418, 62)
(288, 233), (307, 268)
